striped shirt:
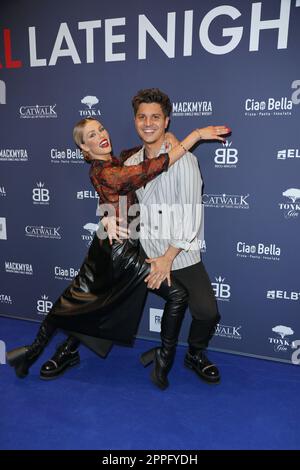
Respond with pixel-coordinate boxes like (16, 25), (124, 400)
(125, 144), (203, 271)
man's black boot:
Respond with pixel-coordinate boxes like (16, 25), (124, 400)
(40, 335), (80, 380)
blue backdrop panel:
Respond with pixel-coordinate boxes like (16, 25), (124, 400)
(1, 0), (300, 363)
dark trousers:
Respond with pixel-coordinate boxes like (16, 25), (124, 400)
(172, 261), (220, 351)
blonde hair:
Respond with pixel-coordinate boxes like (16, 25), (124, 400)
(73, 117), (99, 163)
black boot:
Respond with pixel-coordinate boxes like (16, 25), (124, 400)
(140, 279), (188, 390)
(6, 319), (56, 378)
(40, 336), (80, 380)
(184, 349), (220, 383)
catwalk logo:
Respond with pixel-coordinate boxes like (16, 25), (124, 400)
(267, 290), (300, 301)
(32, 182), (50, 205)
(54, 265), (79, 281)
(172, 100), (212, 117)
(277, 149), (300, 160)
(202, 193), (249, 209)
(0, 294), (12, 304)
(236, 241), (281, 261)
(214, 324), (242, 340)
(149, 308), (163, 333)
(0, 186), (6, 197)
(0, 149), (28, 162)
(244, 96), (293, 117)
(0, 80), (6, 104)
(268, 325), (297, 354)
(79, 95), (101, 117)
(50, 148), (83, 164)
(211, 276), (231, 302)
(5, 261), (33, 275)
(77, 190), (98, 200)
(37, 295), (53, 315)
(0, 340), (6, 364)
(25, 225), (61, 239)
(19, 104), (57, 119)
(278, 188), (300, 219)
(0, 217), (7, 240)
(214, 141), (239, 168)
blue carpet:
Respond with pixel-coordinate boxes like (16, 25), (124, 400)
(0, 317), (299, 450)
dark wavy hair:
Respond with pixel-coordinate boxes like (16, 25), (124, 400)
(131, 88), (172, 117)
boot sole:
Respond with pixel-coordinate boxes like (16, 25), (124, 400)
(40, 357), (80, 380)
(184, 360), (220, 384)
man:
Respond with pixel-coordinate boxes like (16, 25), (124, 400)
(124, 88), (221, 386)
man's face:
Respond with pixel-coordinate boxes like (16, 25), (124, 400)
(134, 103), (169, 145)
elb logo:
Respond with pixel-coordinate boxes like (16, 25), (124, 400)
(214, 141), (238, 168)
(211, 276), (231, 301)
(37, 295), (53, 315)
(32, 182), (50, 205)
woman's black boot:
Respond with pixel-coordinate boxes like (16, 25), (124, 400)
(6, 319), (56, 378)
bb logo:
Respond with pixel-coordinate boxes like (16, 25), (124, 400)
(214, 141), (238, 167)
(37, 295), (53, 315)
(32, 182), (50, 204)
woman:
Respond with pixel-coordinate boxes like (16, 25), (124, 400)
(7, 118), (229, 389)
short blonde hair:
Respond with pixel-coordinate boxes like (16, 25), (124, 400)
(73, 118), (99, 163)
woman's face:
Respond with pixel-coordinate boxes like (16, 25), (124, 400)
(81, 120), (112, 159)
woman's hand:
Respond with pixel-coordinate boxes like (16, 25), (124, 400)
(196, 125), (231, 142)
(101, 216), (129, 244)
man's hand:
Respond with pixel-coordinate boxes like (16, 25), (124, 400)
(144, 255), (173, 289)
(102, 216), (129, 245)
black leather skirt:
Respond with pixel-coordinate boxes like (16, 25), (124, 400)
(48, 234), (149, 350)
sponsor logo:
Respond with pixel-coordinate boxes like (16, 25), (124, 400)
(214, 324), (242, 340)
(50, 148), (84, 164)
(79, 96), (101, 117)
(172, 100), (213, 117)
(0, 80), (6, 104)
(0, 149), (28, 162)
(5, 261), (33, 275)
(81, 222), (99, 245)
(279, 188), (300, 219)
(37, 295), (53, 315)
(267, 290), (300, 301)
(0, 294), (12, 304)
(0, 340), (6, 364)
(0, 217), (7, 240)
(214, 141), (238, 168)
(25, 225), (61, 239)
(268, 325), (297, 354)
(244, 96), (293, 117)
(54, 266), (79, 281)
(202, 193), (249, 209)
(19, 104), (57, 119)
(32, 182), (50, 205)
(77, 190), (98, 200)
(149, 308), (163, 333)
(0, 186), (6, 197)
(212, 276), (231, 302)
(277, 149), (300, 160)
(236, 241), (281, 261)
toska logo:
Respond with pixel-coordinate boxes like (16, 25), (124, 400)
(214, 324), (242, 340)
(268, 325), (297, 354)
(211, 276), (231, 302)
(32, 182), (50, 205)
(202, 193), (249, 209)
(244, 96), (293, 117)
(277, 149), (300, 160)
(149, 308), (163, 333)
(37, 295), (53, 315)
(278, 188), (300, 219)
(172, 100), (213, 117)
(267, 290), (300, 302)
(19, 104), (57, 119)
(236, 241), (281, 261)
(214, 141), (239, 168)
(79, 95), (101, 117)
(0, 80), (6, 104)
(0, 149), (28, 162)
(50, 148), (84, 164)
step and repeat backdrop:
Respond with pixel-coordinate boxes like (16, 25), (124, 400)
(1, 0), (299, 363)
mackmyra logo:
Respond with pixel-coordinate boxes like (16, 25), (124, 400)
(172, 100), (212, 117)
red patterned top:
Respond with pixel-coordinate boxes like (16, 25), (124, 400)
(89, 153), (169, 218)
